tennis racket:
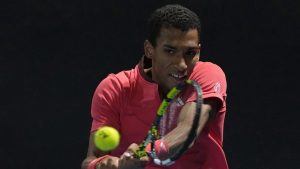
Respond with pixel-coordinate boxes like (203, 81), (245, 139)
(134, 79), (203, 166)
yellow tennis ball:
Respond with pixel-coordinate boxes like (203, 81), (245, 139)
(94, 126), (120, 151)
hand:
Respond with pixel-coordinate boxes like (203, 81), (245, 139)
(95, 156), (119, 169)
(119, 143), (150, 169)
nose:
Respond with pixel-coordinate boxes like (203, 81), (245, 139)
(175, 55), (188, 71)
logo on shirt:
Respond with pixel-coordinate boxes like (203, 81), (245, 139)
(214, 82), (221, 94)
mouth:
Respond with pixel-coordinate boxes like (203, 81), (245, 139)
(169, 73), (187, 81)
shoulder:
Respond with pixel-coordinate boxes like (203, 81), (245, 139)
(97, 66), (138, 91)
(92, 66), (139, 107)
(190, 61), (227, 93)
(190, 62), (227, 111)
(194, 61), (225, 75)
(191, 62), (226, 81)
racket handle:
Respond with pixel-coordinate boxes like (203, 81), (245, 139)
(134, 145), (148, 158)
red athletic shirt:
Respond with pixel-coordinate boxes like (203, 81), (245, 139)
(90, 58), (228, 169)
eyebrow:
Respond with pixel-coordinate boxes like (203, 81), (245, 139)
(163, 44), (176, 49)
(163, 44), (200, 49)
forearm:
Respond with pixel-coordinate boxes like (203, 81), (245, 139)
(163, 109), (209, 153)
(162, 103), (210, 154)
(162, 124), (193, 154)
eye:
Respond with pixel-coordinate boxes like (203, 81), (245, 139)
(164, 48), (176, 55)
(185, 49), (198, 58)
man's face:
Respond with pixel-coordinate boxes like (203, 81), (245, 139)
(145, 27), (200, 93)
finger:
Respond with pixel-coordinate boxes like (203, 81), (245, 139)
(98, 157), (119, 169)
(120, 151), (134, 160)
(140, 155), (150, 162)
(107, 158), (118, 169)
(98, 161), (105, 169)
(127, 143), (140, 152)
(120, 143), (139, 159)
(124, 152), (133, 158)
(98, 158), (109, 169)
(119, 157), (148, 168)
(107, 158), (113, 166)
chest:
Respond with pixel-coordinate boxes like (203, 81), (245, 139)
(119, 95), (185, 144)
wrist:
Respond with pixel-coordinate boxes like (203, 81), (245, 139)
(145, 139), (169, 159)
(87, 155), (109, 169)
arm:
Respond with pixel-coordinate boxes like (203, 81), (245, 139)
(81, 131), (119, 169)
(82, 75), (149, 169)
(163, 62), (227, 151)
(81, 131), (149, 169)
(81, 75), (121, 169)
(162, 97), (221, 153)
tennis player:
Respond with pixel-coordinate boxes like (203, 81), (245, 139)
(81, 4), (228, 169)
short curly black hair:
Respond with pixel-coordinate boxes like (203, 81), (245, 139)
(147, 4), (201, 47)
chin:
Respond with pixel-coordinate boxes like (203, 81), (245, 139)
(160, 77), (182, 92)
(165, 81), (179, 91)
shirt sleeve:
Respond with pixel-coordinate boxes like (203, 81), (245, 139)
(90, 74), (124, 132)
(186, 62), (227, 112)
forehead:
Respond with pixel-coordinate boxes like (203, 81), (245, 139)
(156, 27), (199, 47)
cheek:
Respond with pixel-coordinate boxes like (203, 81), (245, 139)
(193, 55), (200, 62)
(152, 58), (170, 79)
(187, 57), (199, 71)
(191, 56), (199, 65)
(154, 61), (167, 74)
(151, 55), (161, 70)
(153, 53), (170, 68)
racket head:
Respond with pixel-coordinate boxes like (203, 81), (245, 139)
(135, 80), (203, 166)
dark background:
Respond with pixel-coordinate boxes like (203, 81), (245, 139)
(2, 0), (300, 169)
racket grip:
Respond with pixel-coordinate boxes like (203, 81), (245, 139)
(134, 145), (148, 158)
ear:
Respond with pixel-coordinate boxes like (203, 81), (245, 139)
(198, 43), (202, 54)
(144, 40), (154, 59)
(197, 43), (201, 60)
